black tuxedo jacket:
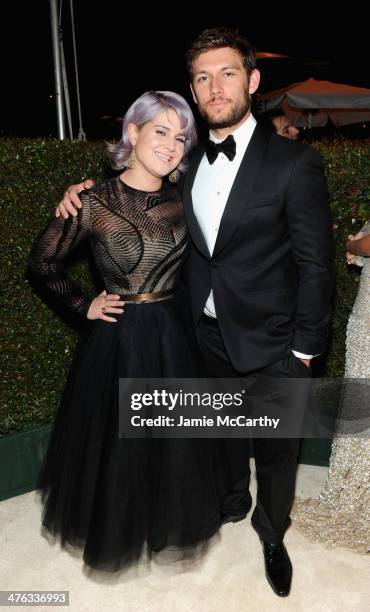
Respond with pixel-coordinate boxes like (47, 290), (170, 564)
(180, 123), (334, 373)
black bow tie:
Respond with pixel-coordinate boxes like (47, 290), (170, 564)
(205, 134), (236, 164)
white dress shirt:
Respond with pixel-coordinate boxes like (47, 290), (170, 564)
(191, 114), (314, 361)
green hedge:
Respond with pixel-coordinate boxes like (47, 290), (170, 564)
(1, 137), (369, 436)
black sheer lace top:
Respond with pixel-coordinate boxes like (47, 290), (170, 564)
(28, 176), (189, 317)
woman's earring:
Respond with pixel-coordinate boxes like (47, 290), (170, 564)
(168, 169), (178, 183)
(127, 149), (136, 169)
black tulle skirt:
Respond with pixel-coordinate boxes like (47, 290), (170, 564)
(36, 294), (236, 572)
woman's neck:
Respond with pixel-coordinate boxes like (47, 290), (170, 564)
(120, 169), (162, 192)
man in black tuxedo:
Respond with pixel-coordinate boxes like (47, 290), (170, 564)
(180, 27), (333, 597)
(54, 27), (333, 597)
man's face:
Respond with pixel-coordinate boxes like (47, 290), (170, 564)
(272, 115), (299, 140)
(190, 47), (260, 130)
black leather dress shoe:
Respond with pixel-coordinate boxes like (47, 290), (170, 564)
(261, 540), (292, 597)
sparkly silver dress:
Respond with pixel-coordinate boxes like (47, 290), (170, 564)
(292, 252), (370, 553)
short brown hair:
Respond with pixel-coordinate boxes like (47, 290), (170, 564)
(186, 27), (257, 80)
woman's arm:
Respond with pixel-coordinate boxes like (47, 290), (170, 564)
(346, 233), (370, 257)
(28, 192), (93, 317)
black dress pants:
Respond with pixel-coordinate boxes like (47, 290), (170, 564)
(196, 314), (311, 543)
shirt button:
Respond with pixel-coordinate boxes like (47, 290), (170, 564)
(216, 191), (221, 195)
(214, 227), (219, 232)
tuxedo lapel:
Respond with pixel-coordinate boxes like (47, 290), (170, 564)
(182, 125), (271, 259)
(213, 124), (271, 257)
(182, 144), (211, 258)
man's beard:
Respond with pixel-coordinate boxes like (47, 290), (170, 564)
(198, 93), (251, 129)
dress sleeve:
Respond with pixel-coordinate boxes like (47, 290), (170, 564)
(28, 191), (94, 317)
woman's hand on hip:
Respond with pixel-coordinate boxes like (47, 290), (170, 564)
(87, 290), (125, 322)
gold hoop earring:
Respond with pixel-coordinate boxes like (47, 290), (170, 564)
(127, 149), (136, 169)
(168, 169), (178, 184)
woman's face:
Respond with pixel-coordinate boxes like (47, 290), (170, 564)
(128, 109), (186, 179)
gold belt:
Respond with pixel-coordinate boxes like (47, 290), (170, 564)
(119, 289), (174, 303)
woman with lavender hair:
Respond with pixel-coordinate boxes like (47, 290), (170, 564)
(29, 91), (224, 572)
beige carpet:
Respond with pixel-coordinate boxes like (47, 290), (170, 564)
(0, 462), (368, 612)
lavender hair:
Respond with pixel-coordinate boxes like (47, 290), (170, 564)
(106, 90), (198, 174)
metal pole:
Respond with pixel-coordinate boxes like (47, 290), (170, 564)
(49, 0), (66, 139)
(69, 0), (86, 140)
(60, 36), (74, 139)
